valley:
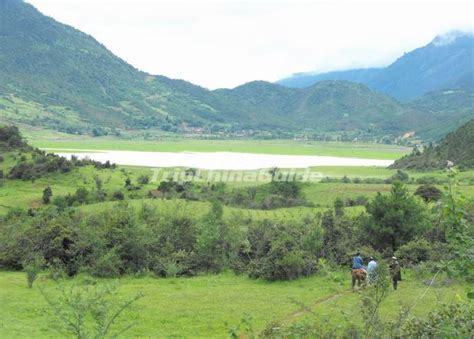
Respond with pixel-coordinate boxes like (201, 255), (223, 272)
(0, 0), (472, 338)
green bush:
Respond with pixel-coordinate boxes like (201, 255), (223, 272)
(90, 250), (122, 278)
(245, 220), (319, 280)
(395, 238), (433, 266)
(397, 302), (474, 338)
(415, 184), (442, 202)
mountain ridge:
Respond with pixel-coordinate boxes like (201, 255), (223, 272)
(278, 32), (474, 101)
(0, 0), (472, 140)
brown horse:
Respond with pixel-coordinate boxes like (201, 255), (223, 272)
(352, 268), (367, 290)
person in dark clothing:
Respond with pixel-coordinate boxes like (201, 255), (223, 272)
(389, 256), (402, 290)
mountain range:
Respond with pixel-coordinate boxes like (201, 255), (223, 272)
(277, 32), (474, 101)
(0, 0), (472, 140)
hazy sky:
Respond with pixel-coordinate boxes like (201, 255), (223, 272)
(27, 0), (473, 89)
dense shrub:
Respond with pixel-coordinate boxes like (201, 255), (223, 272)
(0, 125), (28, 150)
(137, 175), (150, 185)
(112, 191), (125, 200)
(395, 238), (449, 267)
(396, 302), (474, 338)
(415, 184), (442, 202)
(7, 149), (114, 181)
(245, 219), (321, 280)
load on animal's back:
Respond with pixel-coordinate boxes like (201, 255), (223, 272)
(351, 252), (367, 289)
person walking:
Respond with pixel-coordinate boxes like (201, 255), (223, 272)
(367, 257), (378, 284)
(389, 256), (402, 290)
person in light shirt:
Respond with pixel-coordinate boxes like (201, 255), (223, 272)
(367, 257), (378, 284)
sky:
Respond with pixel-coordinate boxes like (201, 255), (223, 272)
(27, 0), (473, 89)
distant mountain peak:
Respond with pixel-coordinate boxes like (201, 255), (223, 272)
(432, 30), (474, 46)
(278, 31), (474, 100)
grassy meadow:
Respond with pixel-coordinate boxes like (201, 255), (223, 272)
(0, 270), (469, 338)
(1, 134), (473, 338)
(1, 153), (473, 216)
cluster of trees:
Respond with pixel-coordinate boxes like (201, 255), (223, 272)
(0, 125), (116, 181)
(0, 125), (28, 150)
(153, 180), (310, 210)
(6, 150), (115, 181)
(0, 199), (320, 280)
(1, 181), (471, 282)
(320, 170), (449, 186)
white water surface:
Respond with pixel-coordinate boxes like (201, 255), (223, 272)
(49, 149), (394, 170)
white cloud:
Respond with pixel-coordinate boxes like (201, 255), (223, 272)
(27, 0), (474, 89)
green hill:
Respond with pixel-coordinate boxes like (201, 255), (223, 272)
(0, 0), (412, 136)
(0, 0), (223, 133)
(405, 88), (474, 139)
(391, 119), (474, 169)
(0, 0), (470, 139)
(212, 81), (409, 132)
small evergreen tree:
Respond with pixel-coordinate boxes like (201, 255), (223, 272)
(364, 182), (429, 251)
(42, 186), (53, 204)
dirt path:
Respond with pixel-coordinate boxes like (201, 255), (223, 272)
(283, 289), (353, 322)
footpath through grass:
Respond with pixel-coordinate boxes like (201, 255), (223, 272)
(0, 271), (468, 338)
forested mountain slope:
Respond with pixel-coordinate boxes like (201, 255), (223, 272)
(0, 0), (471, 139)
(392, 119), (474, 169)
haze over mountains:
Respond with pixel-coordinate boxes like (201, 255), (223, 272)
(278, 31), (474, 101)
(0, 0), (472, 140)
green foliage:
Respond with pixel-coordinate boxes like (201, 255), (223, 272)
(360, 265), (391, 337)
(112, 191), (125, 201)
(42, 186), (52, 204)
(363, 182), (429, 251)
(390, 169), (409, 182)
(137, 175), (149, 185)
(440, 171), (474, 279)
(395, 239), (449, 267)
(393, 119), (474, 170)
(245, 219), (320, 280)
(90, 249), (122, 278)
(396, 302), (474, 338)
(23, 256), (45, 288)
(2, 127), (114, 181)
(0, 125), (27, 149)
(40, 283), (142, 339)
(414, 184), (442, 202)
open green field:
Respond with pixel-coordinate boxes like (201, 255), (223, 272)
(28, 135), (411, 160)
(1, 146), (473, 215)
(0, 271), (469, 338)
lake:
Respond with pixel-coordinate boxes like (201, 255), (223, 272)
(51, 149), (394, 170)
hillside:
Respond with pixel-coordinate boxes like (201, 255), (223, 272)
(278, 68), (382, 89)
(0, 0), (471, 139)
(391, 119), (474, 169)
(0, 0), (418, 136)
(0, 0), (224, 133)
(278, 32), (474, 101)
(404, 88), (474, 139)
(213, 81), (409, 132)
